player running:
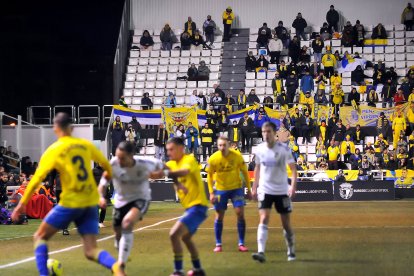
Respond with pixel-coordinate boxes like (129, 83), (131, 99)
(154, 137), (209, 276)
(98, 141), (163, 275)
(251, 122), (298, 263)
(207, 136), (251, 252)
(11, 113), (124, 276)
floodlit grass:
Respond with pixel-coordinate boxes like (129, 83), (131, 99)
(1, 201), (414, 275)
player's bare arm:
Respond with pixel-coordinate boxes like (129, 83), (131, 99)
(252, 163), (260, 201)
(288, 163), (297, 198)
(207, 166), (216, 204)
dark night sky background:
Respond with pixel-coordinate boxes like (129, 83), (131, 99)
(0, 0), (125, 118)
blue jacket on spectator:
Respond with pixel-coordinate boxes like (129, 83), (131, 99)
(185, 127), (199, 148)
(300, 75), (314, 92)
(254, 109), (270, 128)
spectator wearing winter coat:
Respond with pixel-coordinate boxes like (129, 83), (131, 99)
(288, 36), (301, 64)
(275, 21), (290, 48)
(164, 92), (177, 107)
(367, 89), (379, 107)
(160, 24), (177, 50)
(268, 35), (283, 64)
(300, 70), (314, 93)
(140, 30), (154, 51)
(321, 50), (336, 78)
(371, 23), (387, 39)
(278, 60), (289, 79)
(341, 21), (354, 47)
(320, 22), (332, 41)
(312, 35), (324, 64)
(276, 91), (288, 110)
(353, 20), (365, 46)
(245, 51), (257, 72)
(185, 122), (199, 157)
(256, 54), (269, 70)
(187, 63), (198, 81)
(238, 112), (255, 153)
(271, 71), (284, 96)
(347, 87), (360, 106)
(385, 67), (398, 85)
(285, 72), (299, 103)
(381, 79), (397, 107)
(258, 23), (272, 40)
(184, 17), (196, 36)
(247, 89), (260, 106)
(314, 89), (328, 104)
(191, 30), (210, 50)
(292, 13), (307, 40)
(351, 65), (368, 85)
(198, 60), (210, 80)
(222, 6), (234, 42)
(203, 15), (216, 45)
(180, 31), (192, 50)
(254, 107), (270, 137)
(402, 3), (414, 31)
(309, 62), (321, 78)
(326, 5), (340, 32)
(256, 28), (270, 50)
(141, 92), (153, 110)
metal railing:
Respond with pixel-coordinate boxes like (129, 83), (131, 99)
(53, 105), (76, 123)
(26, 106), (52, 124)
(77, 105), (101, 128)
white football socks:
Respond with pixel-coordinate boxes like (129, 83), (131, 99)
(257, 224), (268, 253)
(118, 231), (134, 264)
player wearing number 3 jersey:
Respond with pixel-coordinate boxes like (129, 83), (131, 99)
(12, 113), (124, 276)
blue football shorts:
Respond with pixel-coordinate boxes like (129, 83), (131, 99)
(44, 205), (99, 235)
(214, 188), (245, 210)
(179, 205), (208, 235)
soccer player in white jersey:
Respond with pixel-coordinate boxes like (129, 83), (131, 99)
(251, 121), (298, 263)
(98, 141), (163, 274)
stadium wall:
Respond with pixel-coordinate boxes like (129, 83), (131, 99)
(131, 0), (407, 31)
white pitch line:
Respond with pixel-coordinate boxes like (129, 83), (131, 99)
(0, 215), (182, 269)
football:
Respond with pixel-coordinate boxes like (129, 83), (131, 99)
(47, 259), (63, 276)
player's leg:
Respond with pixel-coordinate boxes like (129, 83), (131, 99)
(232, 188), (248, 251)
(182, 232), (205, 276)
(118, 206), (143, 269)
(33, 221), (59, 276)
(213, 190), (228, 252)
(280, 213), (296, 261)
(252, 193), (273, 263)
(169, 221), (187, 276)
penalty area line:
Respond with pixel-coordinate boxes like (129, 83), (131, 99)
(0, 215), (182, 269)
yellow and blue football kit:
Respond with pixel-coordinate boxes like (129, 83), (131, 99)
(166, 154), (208, 234)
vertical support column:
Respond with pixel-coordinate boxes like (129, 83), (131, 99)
(0, 112), (3, 148)
(16, 115), (22, 158)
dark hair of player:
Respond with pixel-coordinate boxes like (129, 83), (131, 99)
(167, 137), (185, 146)
(117, 141), (135, 155)
(53, 112), (72, 129)
(262, 121), (277, 132)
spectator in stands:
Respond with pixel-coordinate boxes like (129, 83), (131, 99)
(341, 21), (354, 47)
(300, 110), (313, 144)
(180, 31), (192, 50)
(376, 112), (390, 139)
(341, 135), (356, 162)
(333, 119), (346, 143)
(393, 111), (407, 149)
(198, 91), (208, 110)
(353, 20), (365, 46)
(271, 71), (284, 96)
(326, 5), (340, 32)
(203, 15), (216, 46)
(190, 90), (200, 106)
(283, 113), (293, 132)
(309, 62), (321, 78)
(351, 65), (367, 86)
(292, 12), (307, 40)
(374, 59), (386, 72)
(357, 168), (369, 181)
(288, 36), (301, 64)
(119, 96), (128, 108)
(256, 28), (270, 50)
(402, 3), (414, 31)
(164, 91), (177, 107)
(256, 54), (269, 71)
(141, 92), (153, 110)
(285, 71), (299, 103)
(354, 124), (364, 144)
(311, 35), (324, 64)
(394, 88), (406, 106)
(409, 130), (414, 156)
(330, 70), (342, 87)
(327, 140), (340, 170)
(129, 116), (142, 143)
(315, 89), (328, 104)
(213, 83), (226, 99)
(397, 148), (408, 169)
(299, 45), (310, 64)
(222, 6), (234, 42)
(276, 91), (288, 110)
(238, 112), (255, 153)
(140, 30), (154, 51)
(300, 70), (314, 93)
(382, 79), (397, 107)
(160, 24), (177, 50)
(185, 122), (199, 157)
(401, 79), (411, 100)
(386, 154), (398, 170)
(212, 91), (222, 111)
(315, 71), (328, 96)
(331, 84), (345, 114)
(237, 89), (247, 110)
(297, 62), (309, 78)
(371, 23), (387, 39)
(175, 124), (186, 139)
(125, 124), (137, 150)
(254, 107), (270, 138)
(184, 16), (196, 36)
(200, 123), (213, 161)
(263, 93), (274, 109)
(206, 105), (217, 135)
(111, 116), (125, 155)
(386, 67), (398, 85)
(225, 93), (236, 113)
(274, 21), (290, 48)
(288, 61), (298, 76)
(347, 87), (360, 106)
(268, 35), (283, 64)
(322, 49), (336, 78)
(245, 51), (257, 72)
(367, 89), (379, 107)
(198, 60), (210, 80)
(228, 120), (241, 146)
(154, 123), (168, 161)
(333, 50), (342, 63)
(278, 60), (288, 79)
(407, 105), (414, 132)
(218, 110), (229, 137)
(191, 30), (211, 50)
(374, 133), (389, 155)
(373, 68), (385, 86)
(187, 63), (198, 81)
(291, 108), (303, 140)
(247, 89), (260, 106)
(349, 148), (362, 169)
(299, 91), (314, 113)
(258, 23), (272, 39)
(320, 22), (332, 41)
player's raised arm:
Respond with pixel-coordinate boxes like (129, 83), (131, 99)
(288, 162), (297, 198)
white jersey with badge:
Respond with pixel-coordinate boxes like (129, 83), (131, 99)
(254, 142), (295, 195)
(110, 156), (162, 208)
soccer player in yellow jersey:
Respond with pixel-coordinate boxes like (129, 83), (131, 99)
(11, 113), (124, 276)
(156, 137), (209, 276)
(207, 136), (251, 253)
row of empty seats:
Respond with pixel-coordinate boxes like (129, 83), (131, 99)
(128, 56), (221, 66)
(126, 72), (220, 81)
(124, 80), (219, 89)
(130, 49), (221, 58)
(127, 64), (221, 73)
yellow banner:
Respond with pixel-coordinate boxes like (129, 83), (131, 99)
(161, 106), (199, 136)
(315, 104), (333, 124)
(340, 103), (409, 127)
